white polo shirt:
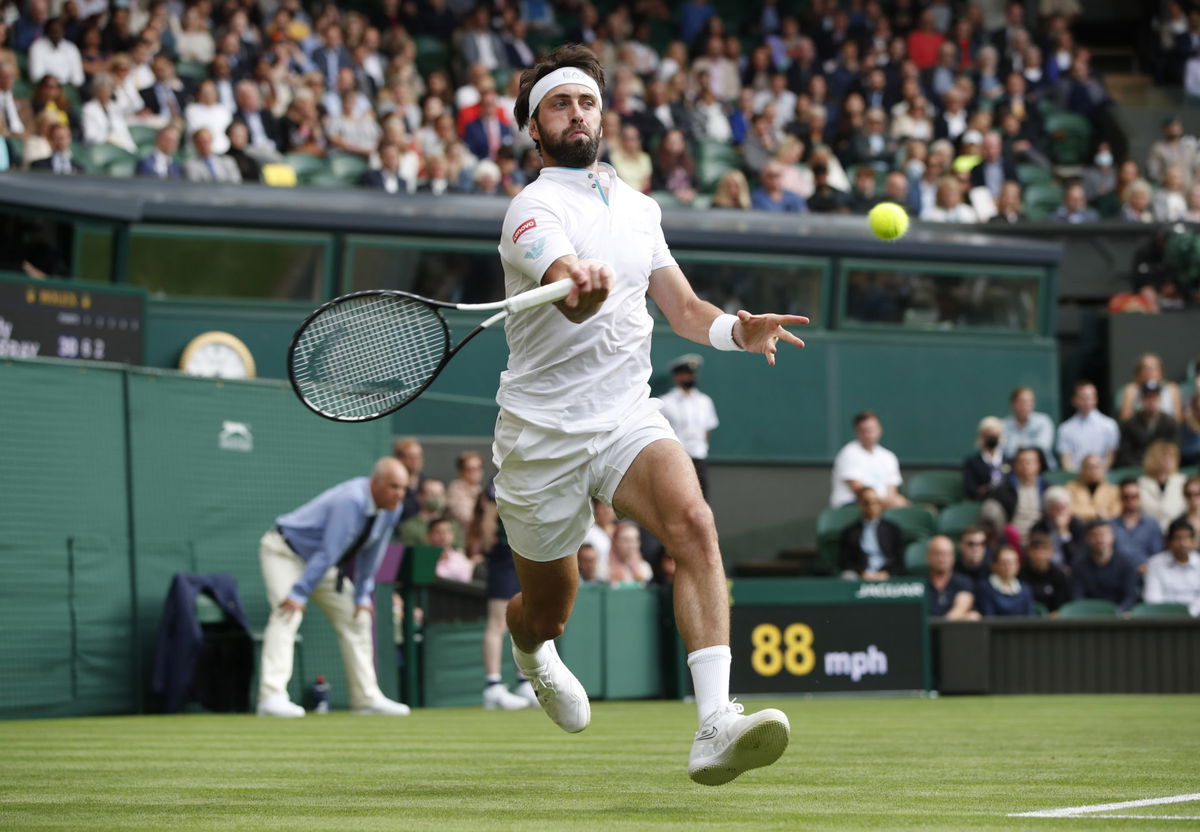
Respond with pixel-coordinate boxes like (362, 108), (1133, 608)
(496, 164), (676, 433)
(1143, 550), (1200, 615)
(829, 440), (903, 508)
(657, 386), (718, 459)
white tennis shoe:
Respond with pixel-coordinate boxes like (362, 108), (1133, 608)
(483, 683), (532, 710)
(512, 641), (590, 733)
(256, 693), (305, 718)
(513, 679), (538, 707)
(352, 696), (411, 716)
(687, 702), (790, 786)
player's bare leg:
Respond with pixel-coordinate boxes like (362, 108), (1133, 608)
(506, 554), (590, 732)
(614, 438), (789, 785)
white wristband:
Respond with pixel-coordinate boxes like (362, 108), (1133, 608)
(708, 313), (742, 351)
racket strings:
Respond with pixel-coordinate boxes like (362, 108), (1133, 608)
(292, 294), (449, 420)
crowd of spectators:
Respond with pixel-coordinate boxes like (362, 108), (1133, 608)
(830, 350), (1200, 617)
(0, 0), (1191, 236)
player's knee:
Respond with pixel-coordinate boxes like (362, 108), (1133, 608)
(526, 613), (567, 643)
(664, 500), (715, 544)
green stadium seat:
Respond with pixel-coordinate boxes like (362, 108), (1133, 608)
(1032, 601), (1049, 617)
(1056, 598), (1120, 618)
(76, 143), (137, 173)
(1023, 182), (1062, 221)
(937, 501), (982, 539)
(650, 190), (682, 209)
(329, 153), (368, 184)
(883, 505), (937, 544)
(282, 152), (328, 185)
(307, 171), (347, 188)
(903, 539), (930, 577)
(1016, 163), (1052, 186)
(816, 503), (861, 568)
(904, 470), (963, 508)
(130, 124), (159, 149)
(1129, 602), (1191, 618)
(697, 140), (741, 192)
(414, 35), (450, 76)
(106, 158), (136, 177)
(1043, 469), (1076, 486)
(12, 78), (32, 99)
(7, 135), (24, 162)
(177, 60), (210, 82)
(1044, 112), (1092, 166)
(1106, 466), (1143, 485)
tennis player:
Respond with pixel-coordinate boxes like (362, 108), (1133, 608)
(494, 45), (806, 786)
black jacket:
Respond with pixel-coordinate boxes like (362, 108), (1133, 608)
(837, 517), (904, 575)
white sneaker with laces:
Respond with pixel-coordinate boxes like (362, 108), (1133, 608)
(687, 702), (790, 786)
(512, 641), (590, 733)
(512, 679), (538, 707)
(352, 696), (412, 716)
(256, 693), (305, 718)
(483, 683), (532, 710)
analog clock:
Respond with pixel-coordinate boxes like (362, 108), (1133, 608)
(179, 331), (257, 379)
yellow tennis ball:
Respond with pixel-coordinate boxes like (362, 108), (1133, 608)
(868, 202), (910, 241)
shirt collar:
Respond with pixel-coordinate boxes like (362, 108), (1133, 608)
(536, 162), (616, 192)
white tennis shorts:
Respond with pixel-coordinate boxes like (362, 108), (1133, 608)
(492, 397), (677, 562)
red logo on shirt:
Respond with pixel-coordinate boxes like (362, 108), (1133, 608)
(512, 218), (537, 244)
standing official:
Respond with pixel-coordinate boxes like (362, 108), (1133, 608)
(256, 458), (412, 717)
(656, 354), (719, 498)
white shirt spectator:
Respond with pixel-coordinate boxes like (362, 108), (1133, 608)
(695, 100), (732, 143)
(581, 523), (612, 582)
(29, 36), (84, 87)
(1140, 474), (1188, 532)
(185, 102), (233, 154)
(922, 203), (978, 223)
(175, 30), (215, 64)
(1143, 549), (1200, 615)
(658, 387), (719, 460)
(830, 440), (903, 507)
(81, 99), (137, 152)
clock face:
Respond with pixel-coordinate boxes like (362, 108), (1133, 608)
(180, 332), (256, 379)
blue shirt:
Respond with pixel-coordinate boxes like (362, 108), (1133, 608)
(860, 519), (885, 573)
(1056, 409), (1119, 470)
(751, 188), (808, 213)
(976, 577), (1035, 616)
(1069, 551), (1138, 611)
(1002, 411), (1057, 469)
(926, 572), (975, 616)
(1110, 514), (1163, 569)
(276, 477), (403, 607)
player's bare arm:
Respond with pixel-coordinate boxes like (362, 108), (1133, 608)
(542, 254), (613, 323)
(648, 265), (809, 365)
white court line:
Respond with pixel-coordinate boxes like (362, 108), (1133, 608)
(1009, 793), (1200, 818)
(1091, 816), (1200, 821)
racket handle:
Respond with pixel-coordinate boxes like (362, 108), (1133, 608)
(505, 279), (574, 314)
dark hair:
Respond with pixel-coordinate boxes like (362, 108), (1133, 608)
(1009, 386), (1033, 403)
(513, 43), (606, 133)
(1118, 477), (1140, 491)
(1085, 518), (1110, 534)
(1026, 530), (1052, 549)
(1073, 379), (1096, 394)
(853, 410), (878, 427)
(1166, 518), (1195, 540)
(1014, 445), (1046, 472)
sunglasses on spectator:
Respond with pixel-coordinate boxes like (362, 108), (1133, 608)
(963, 538), (986, 546)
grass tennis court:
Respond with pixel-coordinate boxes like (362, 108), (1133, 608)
(2, 695), (1197, 831)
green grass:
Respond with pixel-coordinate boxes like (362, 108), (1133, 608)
(1, 696), (1198, 831)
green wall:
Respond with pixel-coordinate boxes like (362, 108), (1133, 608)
(0, 359), (393, 719)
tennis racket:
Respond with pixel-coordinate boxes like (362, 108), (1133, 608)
(288, 280), (573, 422)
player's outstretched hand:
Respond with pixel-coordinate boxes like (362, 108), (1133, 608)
(558, 258), (613, 322)
(734, 310), (809, 366)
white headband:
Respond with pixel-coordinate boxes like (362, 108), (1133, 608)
(527, 67), (602, 122)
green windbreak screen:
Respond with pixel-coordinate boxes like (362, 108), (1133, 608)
(344, 237), (505, 301)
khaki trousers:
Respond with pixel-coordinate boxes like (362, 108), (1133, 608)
(257, 530), (382, 708)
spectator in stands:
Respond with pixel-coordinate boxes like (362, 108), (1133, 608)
(922, 175), (977, 222)
(1140, 439), (1188, 532)
(976, 545), (1035, 616)
(742, 110), (780, 175)
(988, 446), (1048, 543)
(1147, 116), (1195, 185)
(29, 122), (81, 174)
(1144, 519), (1200, 616)
(1057, 381), (1120, 473)
(1111, 476), (1164, 572)
(225, 121), (261, 183)
(1117, 382), (1181, 469)
(429, 517), (477, 584)
(892, 96), (934, 143)
(751, 160), (807, 212)
(963, 416), (1007, 501)
(934, 87), (969, 145)
(135, 124), (182, 179)
(185, 80), (233, 156)
(392, 436), (426, 519)
(0, 59), (28, 139)
(1052, 182), (1099, 223)
(956, 525), (993, 586)
(847, 165), (881, 214)
(1000, 386), (1055, 467)
(471, 159), (503, 195)
(1121, 179), (1156, 223)
(609, 521), (653, 587)
(360, 140), (417, 195)
(1179, 476), (1200, 531)
(1119, 353), (1183, 422)
(652, 128), (698, 206)
(925, 535), (980, 619)
(417, 153), (455, 195)
(908, 9), (945, 70)
(13, 0), (49, 53)
(577, 543), (601, 585)
(830, 410), (908, 509)
(141, 53), (189, 124)
(31, 75), (74, 131)
(1066, 454), (1120, 522)
(327, 89), (381, 160)
(81, 73), (136, 153)
(837, 487), (903, 581)
(29, 17), (84, 88)
(807, 163), (849, 214)
(881, 171), (912, 208)
(463, 87), (513, 163)
(581, 498), (615, 583)
(175, 5), (214, 65)
(969, 132), (1017, 200)
(1020, 530), (1071, 614)
(279, 88), (326, 156)
(446, 451), (485, 533)
(1031, 485), (1088, 566)
(1082, 143), (1116, 204)
(1071, 520), (1139, 611)
(609, 123), (652, 194)
(400, 478), (449, 548)
(711, 169), (751, 209)
(1096, 159), (1140, 217)
(185, 127), (241, 183)
(1154, 164), (1189, 222)
(312, 23), (352, 91)
(233, 81), (282, 162)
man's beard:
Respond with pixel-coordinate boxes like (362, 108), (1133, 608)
(538, 119), (600, 167)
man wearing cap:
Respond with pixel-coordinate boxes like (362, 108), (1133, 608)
(1116, 380), (1180, 468)
(656, 354), (719, 498)
(493, 44), (806, 785)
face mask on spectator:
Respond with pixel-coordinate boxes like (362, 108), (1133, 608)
(983, 435), (1000, 450)
(1094, 151), (1113, 167)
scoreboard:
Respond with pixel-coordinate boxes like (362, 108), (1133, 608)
(0, 275), (145, 364)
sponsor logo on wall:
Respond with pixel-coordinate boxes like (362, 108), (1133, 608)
(218, 421), (253, 452)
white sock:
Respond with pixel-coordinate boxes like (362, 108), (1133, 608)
(512, 641), (554, 675)
(687, 645), (732, 727)
(485, 674), (502, 686)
